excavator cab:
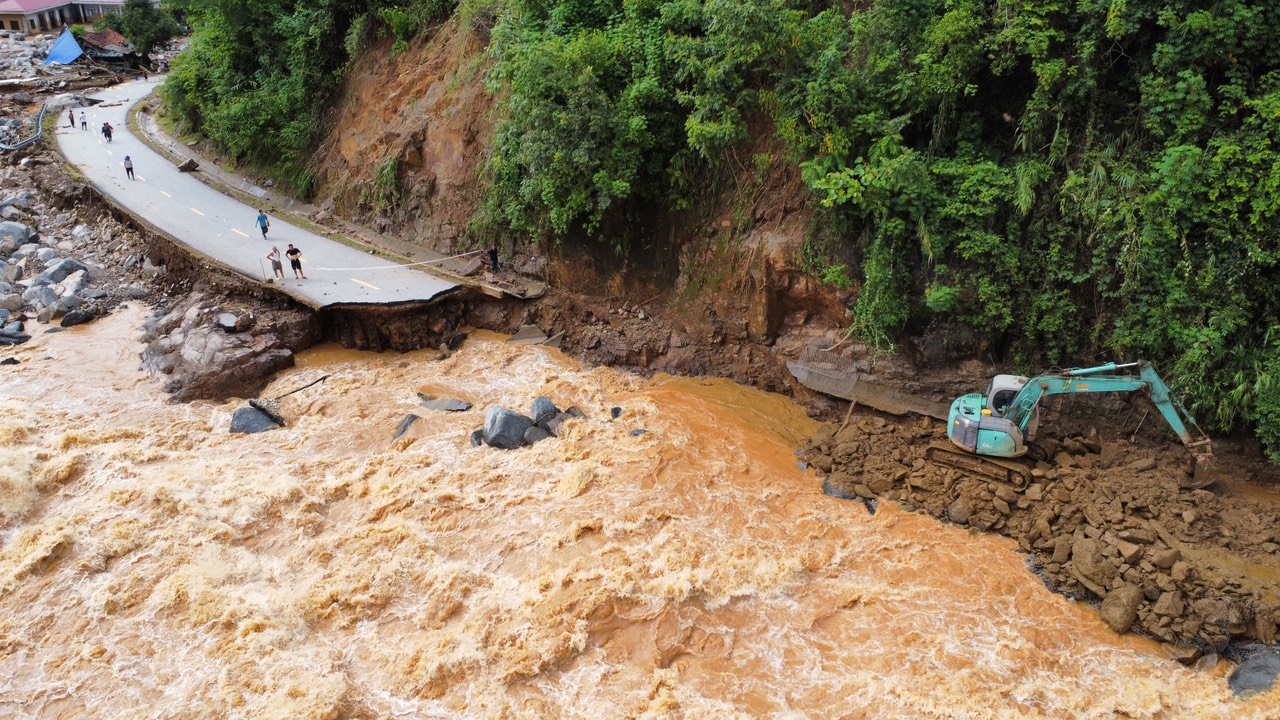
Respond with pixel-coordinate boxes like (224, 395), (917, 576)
(986, 375), (1027, 417)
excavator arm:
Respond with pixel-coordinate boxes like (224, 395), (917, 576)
(1004, 362), (1211, 453)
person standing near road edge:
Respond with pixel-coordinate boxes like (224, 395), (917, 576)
(267, 246), (284, 279)
(285, 244), (305, 279)
(67, 109), (74, 128)
(79, 112), (86, 131)
(257, 209), (270, 239)
(123, 156), (134, 180)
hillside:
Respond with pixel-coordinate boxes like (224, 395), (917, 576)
(161, 0), (1280, 459)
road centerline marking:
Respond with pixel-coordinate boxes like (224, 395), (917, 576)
(232, 228), (250, 238)
(159, 190), (172, 197)
(352, 279), (380, 291)
(191, 208), (205, 216)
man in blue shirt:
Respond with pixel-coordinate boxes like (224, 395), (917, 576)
(257, 209), (270, 239)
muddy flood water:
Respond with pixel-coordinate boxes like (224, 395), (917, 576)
(0, 306), (1274, 718)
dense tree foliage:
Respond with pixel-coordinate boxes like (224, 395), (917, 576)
(168, 0), (1280, 458)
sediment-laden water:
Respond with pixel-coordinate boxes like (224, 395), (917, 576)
(0, 308), (1267, 718)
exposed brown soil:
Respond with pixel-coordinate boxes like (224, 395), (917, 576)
(800, 409), (1280, 652)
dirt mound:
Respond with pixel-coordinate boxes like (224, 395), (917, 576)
(802, 416), (1280, 651)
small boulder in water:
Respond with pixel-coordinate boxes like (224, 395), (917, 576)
(482, 406), (533, 449)
(59, 308), (98, 327)
(230, 406), (280, 434)
(470, 429), (483, 447)
(1230, 651), (1280, 697)
(523, 425), (551, 445)
(610, 406), (622, 419)
(531, 396), (559, 425)
(821, 477), (856, 501)
(393, 413), (420, 440)
(422, 398), (471, 412)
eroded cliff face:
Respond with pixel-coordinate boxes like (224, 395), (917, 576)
(313, 19), (495, 251)
(311, 20), (858, 402)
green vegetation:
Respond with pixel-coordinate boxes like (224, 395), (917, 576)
(169, 0), (1280, 458)
(99, 0), (182, 57)
(161, 0), (456, 196)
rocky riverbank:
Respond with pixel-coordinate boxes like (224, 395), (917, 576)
(800, 414), (1280, 656)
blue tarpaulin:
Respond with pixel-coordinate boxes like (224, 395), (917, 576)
(45, 29), (84, 66)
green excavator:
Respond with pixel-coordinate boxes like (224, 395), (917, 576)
(928, 361), (1216, 489)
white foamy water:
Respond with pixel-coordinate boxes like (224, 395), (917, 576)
(0, 307), (1271, 718)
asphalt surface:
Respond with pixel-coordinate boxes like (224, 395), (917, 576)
(56, 80), (460, 308)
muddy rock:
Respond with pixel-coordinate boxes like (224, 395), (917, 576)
(230, 406), (280, 435)
(1099, 584), (1144, 633)
(1229, 651), (1280, 697)
(482, 406), (533, 449)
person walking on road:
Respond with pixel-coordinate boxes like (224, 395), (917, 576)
(67, 109), (75, 128)
(285, 244), (305, 279)
(257, 209), (270, 239)
(123, 155), (134, 180)
(79, 112), (86, 131)
(267, 246), (285, 279)
(101, 122), (113, 143)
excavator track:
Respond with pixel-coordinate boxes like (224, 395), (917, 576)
(925, 441), (1034, 489)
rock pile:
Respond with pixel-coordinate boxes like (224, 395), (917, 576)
(802, 416), (1280, 651)
(471, 396), (587, 449)
(0, 212), (114, 342)
(0, 31), (51, 80)
(141, 292), (317, 401)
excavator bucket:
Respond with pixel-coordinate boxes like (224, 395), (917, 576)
(1181, 453), (1217, 490)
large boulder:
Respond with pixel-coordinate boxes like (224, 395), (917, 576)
(1229, 651), (1280, 697)
(36, 257), (88, 286)
(0, 294), (19, 312)
(59, 269), (87, 298)
(1070, 537), (1117, 597)
(1098, 584), (1144, 634)
(60, 308), (98, 327)
(22, 284), (57, 310)
(230, 406), (280, 434)
(483, 406), (533, 449)
(0, 220), (31, 246)
(0, 328), (30, 346)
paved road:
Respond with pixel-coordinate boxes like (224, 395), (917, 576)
(56, 80), (459, 308)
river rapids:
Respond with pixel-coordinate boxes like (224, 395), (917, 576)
(0, 307), (1271, 718)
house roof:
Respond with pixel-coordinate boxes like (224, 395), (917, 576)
(82, 28), (132, 54)
(0, 0), (124, 14)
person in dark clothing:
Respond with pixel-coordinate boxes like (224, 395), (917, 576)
(285, 244), (306, 279)
(101, 122), (113, 143)
(488, 244), (500, 273)
(67, 109), (75, 128)
(123, 155), (134, 180)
